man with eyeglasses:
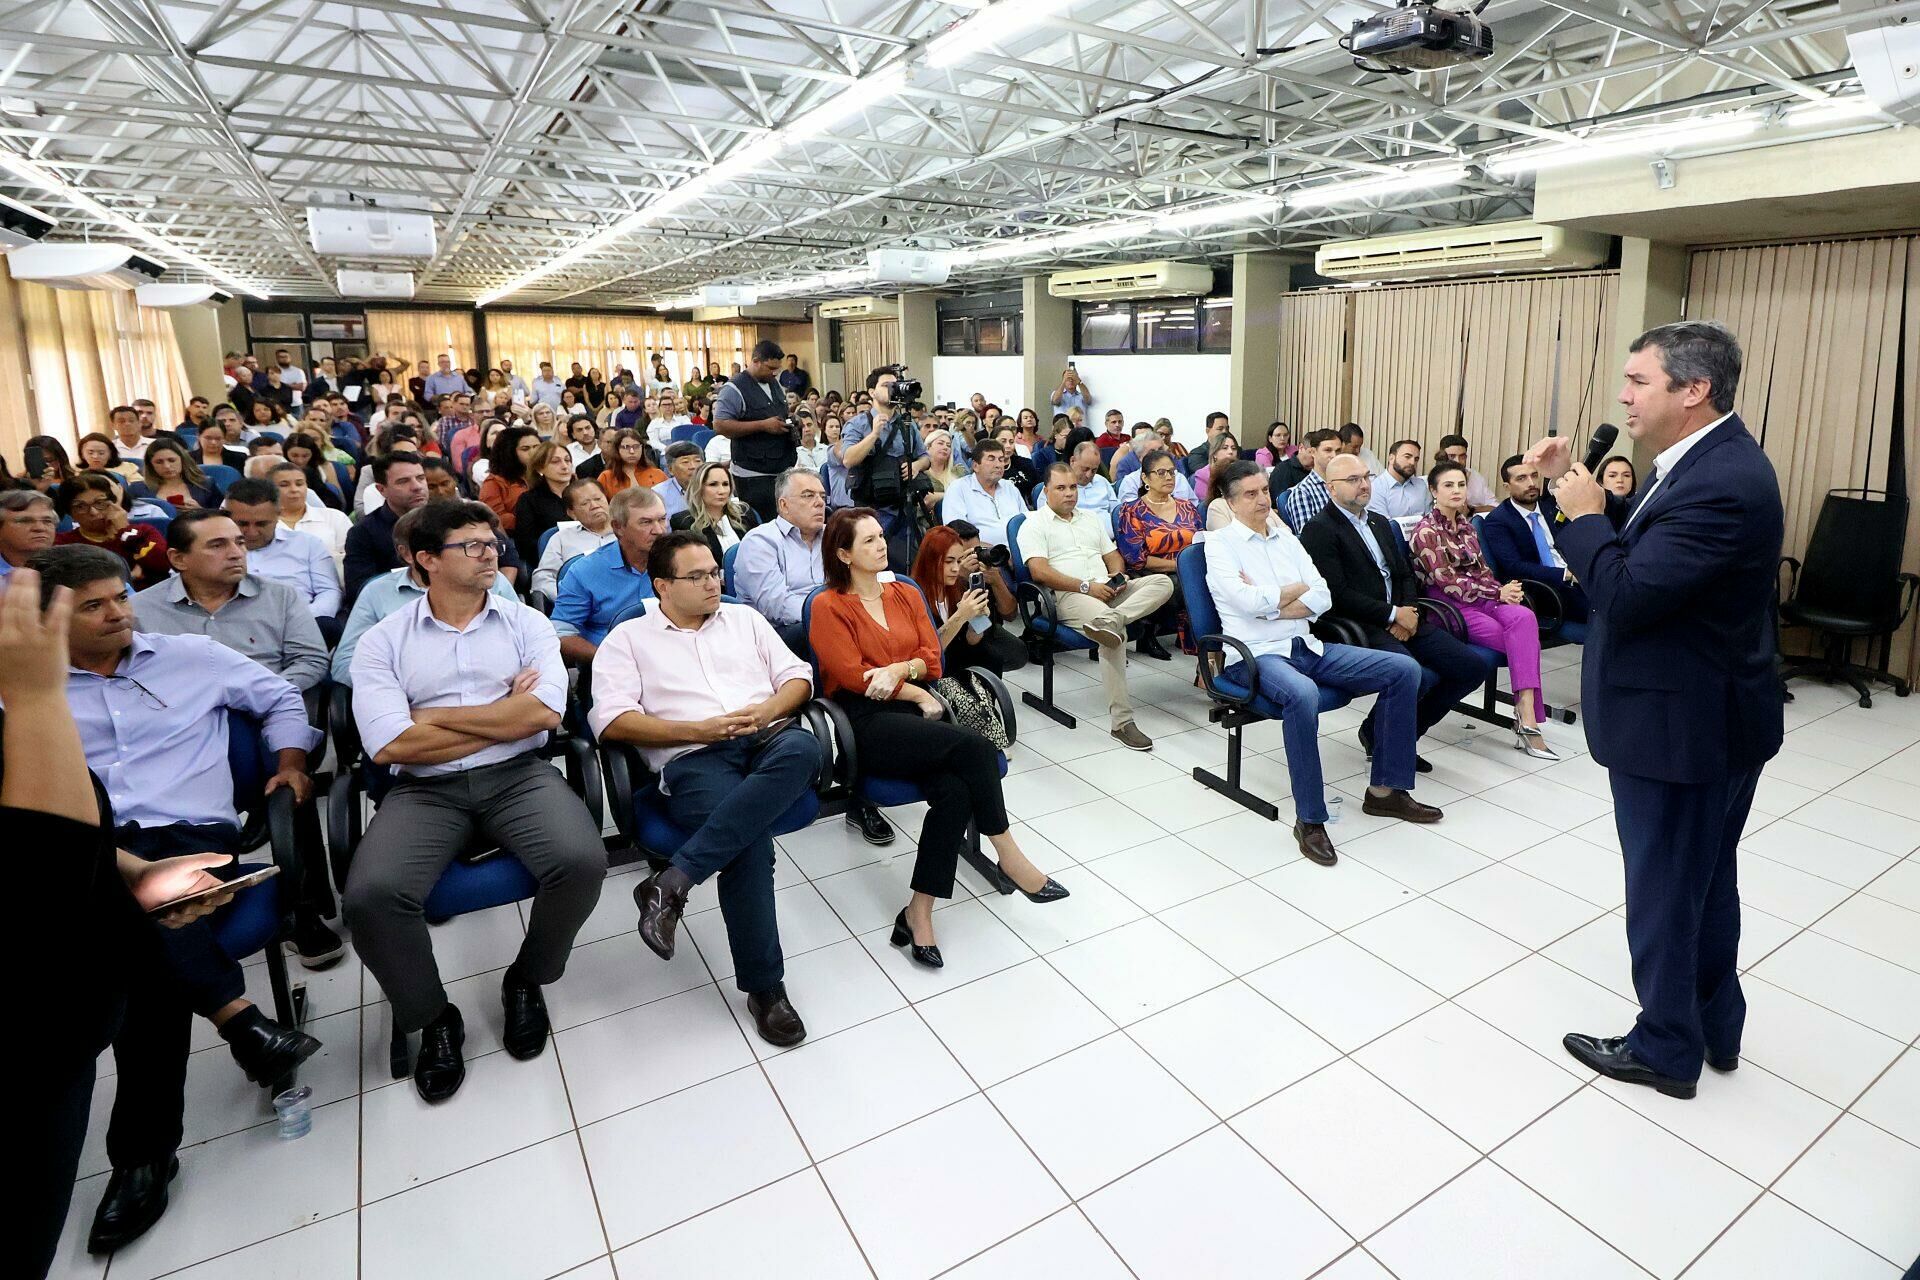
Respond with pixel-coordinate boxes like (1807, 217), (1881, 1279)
(346, 500), (605, 1102)
(31, 543), (323, 1254)
(591, 531), (818, 1047)
(0, 488), (61, 577)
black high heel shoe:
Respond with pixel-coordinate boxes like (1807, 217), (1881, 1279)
(1000, 868), (1070, 903)
(890, 908), (943, 969)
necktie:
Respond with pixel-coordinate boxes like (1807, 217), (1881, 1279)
(1526, 510), (1559, 567)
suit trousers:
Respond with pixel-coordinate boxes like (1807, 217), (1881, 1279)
(1361, 623), (1493, 739)
(660, 728), (822, 993)
(1050, 574), (1174, 728)
(28, 1059), (96, 1278)
(343, 754), (607, 1032)
(1612, 764), (1761, 1081)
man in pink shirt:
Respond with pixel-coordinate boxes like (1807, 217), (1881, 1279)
(588, 530), (819, 1047)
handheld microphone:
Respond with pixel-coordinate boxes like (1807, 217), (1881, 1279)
(1581, 422), (1619, 474)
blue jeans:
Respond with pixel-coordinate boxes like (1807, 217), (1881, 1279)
(1228, 639), (1422, 824)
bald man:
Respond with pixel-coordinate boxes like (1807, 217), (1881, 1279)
(1298, 453), (1493, 769)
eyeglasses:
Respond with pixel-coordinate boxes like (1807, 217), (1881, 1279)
(662, 568), (724, 583)
(112, 674), (170, 710)
(69, 499), (117, 515)
(1144, 469), (1176, 479)
(1327, 476), (1369, 487)
(438, 537), (507, 559)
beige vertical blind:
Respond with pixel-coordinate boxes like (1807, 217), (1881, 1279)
(839, 320), (900, 382)
(0, 256), (192, 455)
(1277, 290), (1351, 433)
(483, 313), (757, 386)
(365, 309), (476, 370)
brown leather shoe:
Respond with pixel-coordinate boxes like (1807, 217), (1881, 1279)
(1361, 789), (1443, 824)
(634, 866), (692, 961)
(746, 983), (807, 1048)
(1294, 821), (1337, 866)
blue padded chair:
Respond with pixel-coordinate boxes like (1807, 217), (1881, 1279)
(799, 579), (1019, 894)
(722, 542), (740, 595)
(1005, 511), (1099, 729)
(669, 423), (701, 444)
(326, 686), (603, 1077)
(692, 427), (715, 451)
(538, 525), (559, 558)
(1177, 540), (1367, 821)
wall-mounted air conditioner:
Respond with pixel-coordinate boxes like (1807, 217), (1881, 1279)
(135, 283), (231, 308)
(1315, 220), (1611, 282)
(7, 242), (164, 289)
(307, 204), (437, 258)
(692, 302), (810, 324)
(818, 295), (898, 319)
(336, 268), (415, 299)
(1047, 259), (1213, 301)
(0, 194), (55, 250)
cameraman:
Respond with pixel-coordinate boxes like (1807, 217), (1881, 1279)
(839, 365), (930, 571)
(714, 339), (797, 523)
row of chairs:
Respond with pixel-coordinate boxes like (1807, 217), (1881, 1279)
(667, 424), (717, 451)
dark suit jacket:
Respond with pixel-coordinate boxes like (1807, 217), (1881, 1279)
(1299, 504), (1419, 645)
(1555, 415), (1784, 784)
(1482, 494), (1574, 587)
(1268, 456), (1310, 500)
(669, 508), (757, 566)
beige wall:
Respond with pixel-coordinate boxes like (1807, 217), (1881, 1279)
(171, 305), (231, 402)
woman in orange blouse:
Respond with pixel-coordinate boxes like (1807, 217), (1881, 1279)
(595, 428), (666, 497)
(477, 425), (538, 532)
(811, 509), (1066, 967)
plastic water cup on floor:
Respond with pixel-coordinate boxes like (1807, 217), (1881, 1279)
(1326, 792), (1343, 824)
(274, 1085), (313, 1140)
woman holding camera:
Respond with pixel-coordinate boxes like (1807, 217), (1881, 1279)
(911, 525), (1027, 677)
(811, 510), (1066, 967)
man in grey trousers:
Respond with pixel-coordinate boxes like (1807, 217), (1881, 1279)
(346, 499), (604, 1102)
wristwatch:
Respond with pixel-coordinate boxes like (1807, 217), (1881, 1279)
(1078, 580), (1091, 594)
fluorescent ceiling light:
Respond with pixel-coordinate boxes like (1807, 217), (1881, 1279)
(0, 149), (270, 297)
(929, 0), (1075, 68)
(1152, 196), (1282, 232)
(1287, 165), (1470, 208)
(1484, 114), (1759, 175)
(1787, 96), (1882, 127)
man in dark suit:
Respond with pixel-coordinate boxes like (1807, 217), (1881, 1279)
(1482, 454), (1590, 621)
(1300, 454), (1493, 770)
(1529, 320), (1784, 1100)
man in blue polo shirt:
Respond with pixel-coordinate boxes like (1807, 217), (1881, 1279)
(553, 486), (667, 664)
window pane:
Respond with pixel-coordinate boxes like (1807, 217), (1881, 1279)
(1077, 303), (1131, 352)
(1134, 300), (1198, 352)
(939, 317), (974, 356)
(976, 316), (1011, 355)
(1201, 298), (1234, 352)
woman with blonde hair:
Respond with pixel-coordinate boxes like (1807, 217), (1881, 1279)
(669, 459), (757, 560)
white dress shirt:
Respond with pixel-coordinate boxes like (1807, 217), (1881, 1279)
(249, 525), (342, 618)
(531, 520), (617, 597)
(286, 505), (353, 572)
(940, 473), (1029, 547)
(1203, 518), (1332, 659)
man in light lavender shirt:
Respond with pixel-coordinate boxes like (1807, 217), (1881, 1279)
(345, 500), (604, 1103)
(732, 466), (827, 652)
(591, 531), (819, 1047)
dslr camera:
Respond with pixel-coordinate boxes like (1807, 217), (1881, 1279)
(882, 364), (923, 409)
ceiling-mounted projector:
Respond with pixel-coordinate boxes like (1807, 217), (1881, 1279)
(703, 284), (759, 307)
(1841, 0), (1920, 123)
(868, 248), (952, 285)
(0, 193), (55, 250)
(135, 283), (231, 308)
(307, 205), (437, 259)
(7, 242), (164, 289)
(336, 268), (415, 299)
(1346, 2), (1493, 72)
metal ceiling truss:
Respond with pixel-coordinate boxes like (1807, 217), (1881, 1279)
(0, 0), (1895, 304)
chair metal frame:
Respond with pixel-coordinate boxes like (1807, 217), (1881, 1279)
(1005, 511), (1100, 729)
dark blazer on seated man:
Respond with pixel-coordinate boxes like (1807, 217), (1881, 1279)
(1299, 500), (1492, 744)
(1480, 491), (1590, 621)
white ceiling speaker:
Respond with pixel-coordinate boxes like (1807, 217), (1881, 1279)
(7, 242), (163, 289)
(868, 248), (952, 285)
(1842, 1), (1920, 123)
(135, 283), (231, 308)
(307, 205), (437, 258)
(336, 268), (415, 298)
(0, 193), (55, 250)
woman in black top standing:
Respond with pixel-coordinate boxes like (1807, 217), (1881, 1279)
(11, 567), (238, 1278)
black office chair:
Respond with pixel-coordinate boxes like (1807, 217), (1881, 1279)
(1778, 489), (1917, 708)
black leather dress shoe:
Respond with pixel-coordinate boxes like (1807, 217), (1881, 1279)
(847, 803), (896, 846)
(1136, 633), (1173, 660)
(634, 866), (692, 961)
(1358, 724), (1432, 773)
(1707, 1052), (1739, 1073)
(1294, 822), (1338, 866)
(88, 1157), (178, 1253)
(414, 1003), (466, 1102)
(1563, 1032), (1697, 1099)
(501, 974), (550, 1061)
(746, 983), (807, 1047)
(292, 912), (345, 971)
(220, 1007), (322, 1087)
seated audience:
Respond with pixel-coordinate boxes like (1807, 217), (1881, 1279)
(282, 434), (346, 511)
(531, 479), (617, 597)
(1022, 463), (1173, 751)
(1598, 454), (1637, 498)
(1267, 433), (1315, 498)
(222, 480), (342, 643)
(1283, 429), (1344, 529)
(1065, 439), (1119, 519)
(1116, 431), (1199, 504)
(939, 437), (1028, 547)
(655, 440), (702, 517)
(191, 421), (248, 474)
(333, 505), (518, 683)
(596, 428), (665, 497)
(590, 533), (818, 1047)
(1410, 460), (1558, 759)
(1300, 455), (1493, 770)
(129, 439), (219, 510)
(55, 475), (170, 588)
(574, 425), (621, 483)
(1366, 438), (1431, 537)
(810, 509), (1066, 965)
(1435, 434), (1498, 512)
(553, 486), (668, 663)
(345, 500), (605, 1102)
(343, 453), (430, 606)
(991, 424), (1040, 494)
(76, 431), (142, 489)
(1483, 454), (1590, 622)
(1190, 434), (1244, 505)
(1205, 462), (1441, 867)
(270, 461), (351, 572)
(1115, 448), (1199, 660)
(912, 525), (1027, 676)
(512, 441), (576, 565)
(38, 545), (321, 1254)
(669, 460), (757, 560)
(1255, 421), (1294, 468)
(107, 404), (151, 464)
(1337, 422), (1382, 473)
(476, 425), (538, 532)
(733, 466), (826, 652)
(1, 488), (59, 576)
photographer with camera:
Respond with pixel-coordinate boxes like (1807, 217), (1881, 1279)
(839, 365), (931, 572)
(713, 340), (799, 523)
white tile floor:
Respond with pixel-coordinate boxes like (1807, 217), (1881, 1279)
(46, 651), (1920, 1280)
